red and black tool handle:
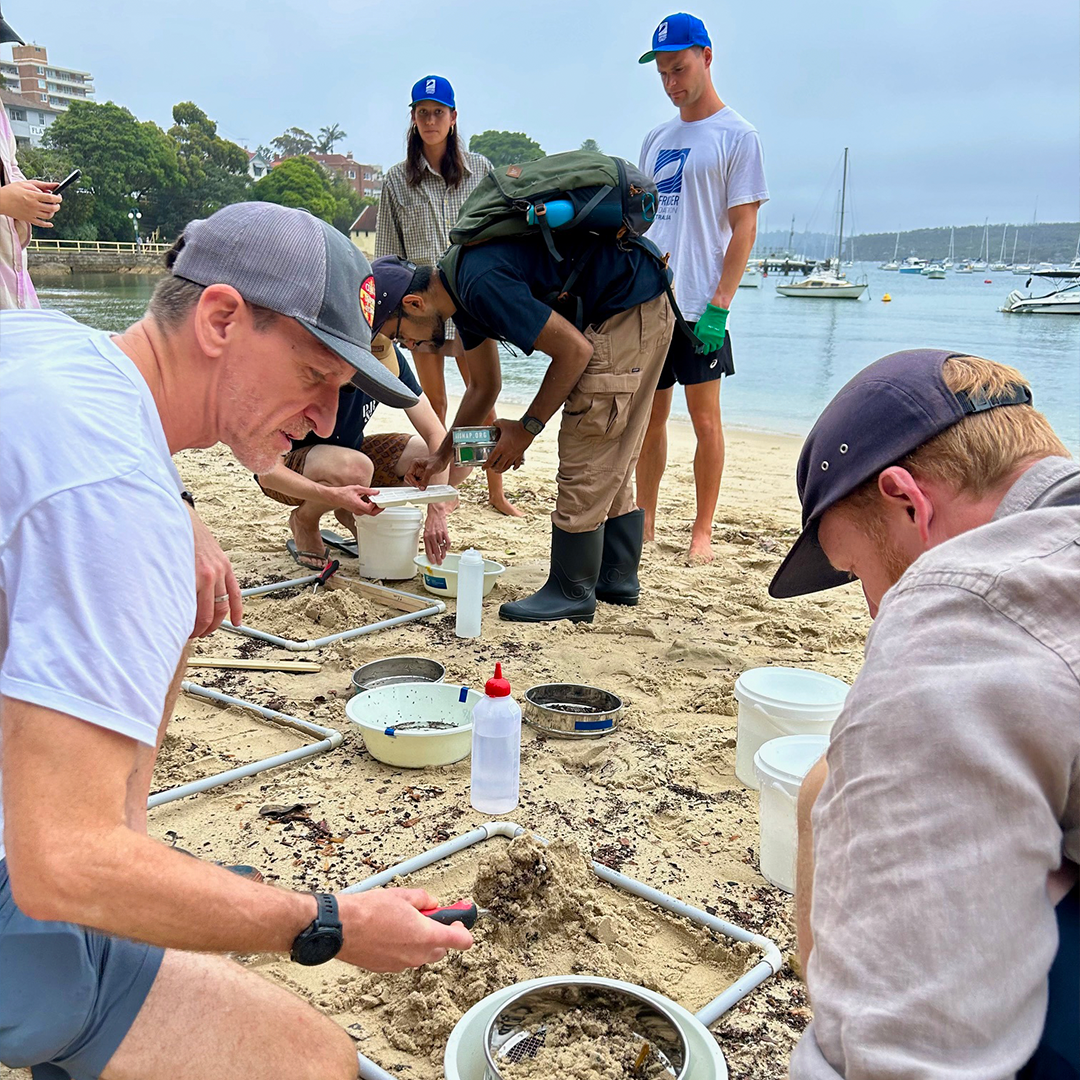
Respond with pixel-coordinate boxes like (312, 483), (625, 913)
(420, 899), (480, 929)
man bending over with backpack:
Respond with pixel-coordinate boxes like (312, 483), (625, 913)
(371, 221), (674, 623)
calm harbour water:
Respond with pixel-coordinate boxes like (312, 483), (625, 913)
(37, 267), (1079, 454)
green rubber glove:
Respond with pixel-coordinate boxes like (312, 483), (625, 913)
(694, 303), (729, 352)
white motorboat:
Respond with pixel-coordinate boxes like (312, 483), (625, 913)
(898, 257), (927, 274)
(1013, 264), (1033, 275)
(1000, 270), (1080, 315)
(954, 262), (974, 274)
(923, 265), (946, 279)
(777, 149), (868, 300)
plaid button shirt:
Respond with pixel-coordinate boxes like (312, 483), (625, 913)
(375, 149), (492, 342)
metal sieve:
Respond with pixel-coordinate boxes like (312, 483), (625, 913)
(482, 978), (689, 1080)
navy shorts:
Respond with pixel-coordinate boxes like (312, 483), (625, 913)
(655, 323), (734, 391)
(0, 860), (163, 1080)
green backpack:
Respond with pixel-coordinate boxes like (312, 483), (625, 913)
(439, 150), (697, 343)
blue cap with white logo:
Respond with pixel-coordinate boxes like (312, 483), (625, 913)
(410, 75), (455, 109)
(639, 12), (711, 63)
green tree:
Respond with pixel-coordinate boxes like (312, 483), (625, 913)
(270, 127), (316, 158)
(469, 130), (544, 168)
(252, 155), (336, 223)
(43, 100), (180, 241)
(150, 102), (251, 237)
(580, 138), (602, 153)
(317, 124), (347, 154)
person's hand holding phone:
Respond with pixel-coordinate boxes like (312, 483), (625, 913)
(0, 180), (61, 228)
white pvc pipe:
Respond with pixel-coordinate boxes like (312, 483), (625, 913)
(340, 822), (781, 1028)
(218, 576), (446, 651)
(357, 1050), (396, 1080)
(148, 682), (344, 808)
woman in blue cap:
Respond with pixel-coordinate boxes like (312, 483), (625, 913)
(376, 75), (521, 516)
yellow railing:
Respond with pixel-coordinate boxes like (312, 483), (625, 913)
(29, 238), (170, 254)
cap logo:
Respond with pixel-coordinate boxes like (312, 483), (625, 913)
(426, 78), (436, 95)
(657, 20), (668, 41)
(360, 274), (375, 328)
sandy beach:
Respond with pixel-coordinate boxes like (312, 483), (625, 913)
(2, 408), (869, 1080)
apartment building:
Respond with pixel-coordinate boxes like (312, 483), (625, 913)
(1, 43), (94, 112)
(1, 88), (61, 148)
(303, 152), (383, 199)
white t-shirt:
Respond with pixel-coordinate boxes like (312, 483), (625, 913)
(0, 310), (195, 859)
(639, 106), (769, 320)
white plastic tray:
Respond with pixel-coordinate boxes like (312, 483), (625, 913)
(368, 485), (458, 508)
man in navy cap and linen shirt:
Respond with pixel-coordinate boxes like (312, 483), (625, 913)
(0, 202), (472, 1080)
(770, 349), (1079, 1078)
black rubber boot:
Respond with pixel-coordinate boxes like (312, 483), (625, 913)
(595, 509), (645, 606)
(499, 523), (604, 623)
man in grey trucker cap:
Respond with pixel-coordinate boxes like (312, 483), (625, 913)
(0, 202), (465, 1080)
(774, 350), (1079, 1079)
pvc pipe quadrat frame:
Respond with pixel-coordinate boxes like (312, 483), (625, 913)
(218, 573), (445, 652)
(147, 682), (344, 809)
(340, 821), (784, 1080)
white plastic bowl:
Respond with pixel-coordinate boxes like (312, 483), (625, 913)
(344, 682), (481, 768)
(413, 552), (505, 598)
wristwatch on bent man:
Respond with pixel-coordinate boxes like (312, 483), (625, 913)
(291, 892), (343, 966)
(520, 415), (545, 437)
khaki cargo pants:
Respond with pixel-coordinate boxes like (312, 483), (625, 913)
(554, 292), (674, 533)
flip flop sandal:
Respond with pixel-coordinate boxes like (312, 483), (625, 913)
(320, 529), (359, 558)
(286, 538), (330, 571)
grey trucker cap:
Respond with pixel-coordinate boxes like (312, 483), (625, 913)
(171, 202), (418, 408)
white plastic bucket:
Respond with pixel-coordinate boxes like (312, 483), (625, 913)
(354, 506), (422, 580)
(754, 733), (830, 893)
(733, 667), (848, 789)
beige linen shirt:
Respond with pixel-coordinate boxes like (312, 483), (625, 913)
(375, 149), (491, 343)
(792, 456), (1080, 1079)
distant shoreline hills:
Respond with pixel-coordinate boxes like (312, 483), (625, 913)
(757, 221), (1080, 264)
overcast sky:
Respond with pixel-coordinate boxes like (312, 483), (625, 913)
(9, 0), (1078, 235)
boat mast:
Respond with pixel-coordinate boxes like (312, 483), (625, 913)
(999, 226), (1008, 263)
(837, 147), (849, 273)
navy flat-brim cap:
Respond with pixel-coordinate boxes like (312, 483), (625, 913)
(768, 348), (1033, 599)
(639, 12), (711, 63)
(410, 74), (455, 109)
(371, 255), (419, 336)
(172, 203), (417, 409)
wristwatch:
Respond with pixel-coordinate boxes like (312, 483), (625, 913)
(291, 892), (343, 966)
(521, 414), (545, 437)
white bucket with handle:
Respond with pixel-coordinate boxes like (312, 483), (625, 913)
(733, 666), (848, 789)
(354, 506), (422, 580)
(754, 733), (830, 893)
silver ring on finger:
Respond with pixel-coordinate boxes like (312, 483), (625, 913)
(214, 594), (229, 604)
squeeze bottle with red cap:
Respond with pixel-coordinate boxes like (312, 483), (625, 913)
(470, 663), (521, 814)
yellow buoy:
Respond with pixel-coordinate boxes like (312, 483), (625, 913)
(882, 293), (892, 302)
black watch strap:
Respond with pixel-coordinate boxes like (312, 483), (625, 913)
(521, 414), (545, 436)
(290, 892), (343, 966)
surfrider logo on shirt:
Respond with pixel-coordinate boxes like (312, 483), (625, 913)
(652, 148), (690, 221)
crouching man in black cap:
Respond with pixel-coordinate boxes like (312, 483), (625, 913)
(770, 350), (1079, 1079)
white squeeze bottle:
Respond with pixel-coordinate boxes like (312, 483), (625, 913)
(470, 663), (521, 814)
(455, 548), (484, 638)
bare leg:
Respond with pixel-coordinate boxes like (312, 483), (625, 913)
(411, 350), (448, 424)
(289, 445), (375, 552)
(685, 379), (724, 565)
(635, 386), (673, 542)
(102, 949), (358, 1080)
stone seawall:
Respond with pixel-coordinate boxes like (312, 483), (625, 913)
(29, 251), (166, 274)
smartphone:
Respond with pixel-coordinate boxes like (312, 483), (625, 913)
(51, 169), (81, 196)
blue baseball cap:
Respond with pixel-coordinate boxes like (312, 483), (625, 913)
(410, 75), (455, 109)
(639, 12), (711, 63)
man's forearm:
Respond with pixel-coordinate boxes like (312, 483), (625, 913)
(796, 755), (829, 980)
(450, 378), (498, 429)
(711, 219), (757, 311)
(525, 349), (592, 426)
(259, 462), (336, 505)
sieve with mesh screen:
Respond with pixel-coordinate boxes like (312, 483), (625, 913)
(482, 979), (690, 1080)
